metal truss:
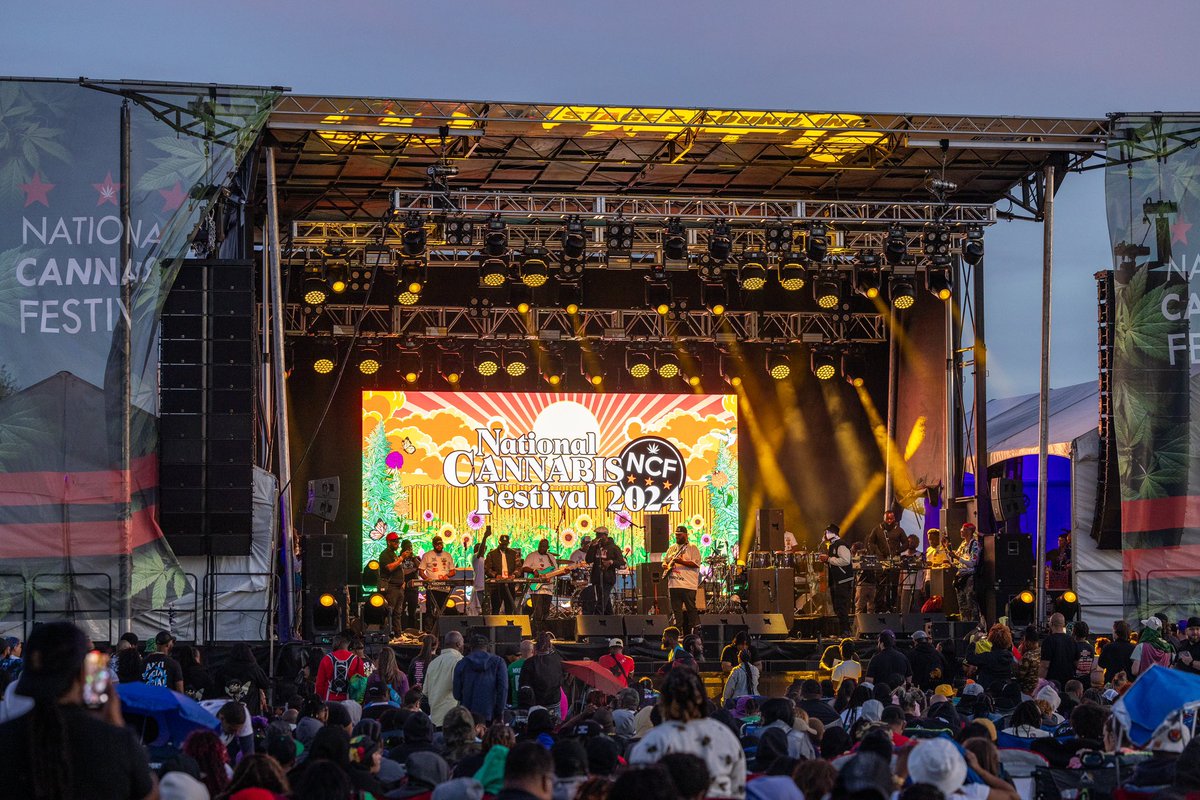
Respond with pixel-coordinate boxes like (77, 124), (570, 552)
(284, 303), (887, 344)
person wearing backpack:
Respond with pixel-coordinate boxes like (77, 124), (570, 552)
(315, 633), (366, 702)
(597, 639), (635, 688)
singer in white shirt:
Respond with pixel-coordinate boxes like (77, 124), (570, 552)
(665, 525), (703, 637)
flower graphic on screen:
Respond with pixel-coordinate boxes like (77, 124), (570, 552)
(467, 511), (485, 530)
(562, 529), (576, 547)
(461, 533), (474, 549)
(711, 471), (728, 489)
(394, 498), (411, 518)
(701, 533), (713, 547)
(575, 514), (593, 532)
(614, 510), (633, 530)
(439, 523), (456, 540)
(623, 546), (632, 555)
(423, 510), (435, 523)
(690, 514), (706, 530)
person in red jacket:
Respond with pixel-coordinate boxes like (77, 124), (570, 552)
(315, 633), (366, 702)
(597, 639), (635, 688)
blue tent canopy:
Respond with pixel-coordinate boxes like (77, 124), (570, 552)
(1111, 666), (1200, 745)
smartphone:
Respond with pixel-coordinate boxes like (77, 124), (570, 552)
(83, 650), (110, 708)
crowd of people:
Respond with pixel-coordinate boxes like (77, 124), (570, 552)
(1, 610), (1199, 800)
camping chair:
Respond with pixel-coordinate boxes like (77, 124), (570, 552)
(995, 730), (1041, 750)
(998, 749), (1048, 779)
(1033, 753), (1150, 800)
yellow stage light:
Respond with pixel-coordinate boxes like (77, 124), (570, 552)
(398, 291), (420, 306)
(331, 279), (347, 294)
(656, 303), (670, 316)
(506, 361), (528, 377)
(408, 281), (423, 294)
(688, 375), (701, 387)
(517, 302), (531, 314)
(446, 372), (461, 384)
(730, 376), (742, 387)
(548, 374), (561, 386)
(304, 288), (328, 306)
(1019, 591), (1034, 605)
(566, 303), (579, 315)
(369, 593), (386, 608)
(358, 358), (380, 375)
(318, 593), (336, 608)
(367, 560), (380, 571)
(630, 363), (651, 379)
(446, 597), (456, 609)
(815, 364), (836, 380)
(314, 358), (335, 375)
(404, 371), (418, 383)
(1063, 590), (1077, 604)
(590, 374), (603, 386)
(711, 303), (725, 316)
(658, 363), (680, 379)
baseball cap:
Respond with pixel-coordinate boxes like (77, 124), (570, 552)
(608, 638), (624, 648)
(974, 718), (998, 742)
(911, 630), (929, 642)
(962, 682), (985, 697)
(155, 630), (176, 646)
(835, 753), (892, 800)
(825, 523), (840, 534)
(1189, 617), (1200, 629)
(933, 684), (955, 698)
(907, 737), (968, 796)
(1141, 616), (1162, 630)
(386, 532), (400, 542)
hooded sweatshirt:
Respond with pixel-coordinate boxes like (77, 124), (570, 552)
(453, 648), (509, 722)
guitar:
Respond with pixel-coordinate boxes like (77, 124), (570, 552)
(527, 563), (571, 592)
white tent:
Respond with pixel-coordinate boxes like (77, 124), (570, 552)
(983, 381), (1123, 630)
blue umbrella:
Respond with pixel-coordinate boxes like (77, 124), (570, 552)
(1112, 665), (1200, 745)
(117, 683), (220, 746)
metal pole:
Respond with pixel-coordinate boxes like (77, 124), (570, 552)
(1035, 164), (1055, 623)
(945, 264), (957, 506)
(119, 99), (133, 631)
(973, 257), (991, 533)
(884, 315), (899, 510)
(266, 148), (295, 659)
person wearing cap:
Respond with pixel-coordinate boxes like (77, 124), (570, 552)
(664, 525), (703, 638)
(142, 630), (185, 692)
(833, 752), (893, 800)
(818, 523), (854, 634)
(866, 630), (912, 685)
(597, 638), (635, 688)
(378, 532), (412, 638)
(0, 621), (157, 799)
(585, 526), (625, 615)
(453, 634), (508, 723)
(1175, 616), (1200, 674)
(949, 522), (983, 626)
(1133, 615), (1176, 675)
(484, 534), (523, 615)
(908, 629), (949, 691)
(111, 632), (144, 685)
(899, 735), (1019, 800)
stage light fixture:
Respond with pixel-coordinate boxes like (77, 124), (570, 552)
(778, 254), (806, 291)
(962, 224), (985, 265)
(806, 223), (829, 262)
(362, 561), (379, 590)
(1053, 590), (1080, 623)
(475, 349), (501, 377)
(468, 296), (493, 318)
(318, 593), (336, 608)
(739, 252), (768, 291)
(767, 350), (791, 381)
(484, 214), (508, 257)
(516, 301), (531, 314)
(885, 224), (908, 265)
(520, 246), (551, 288)
(357, 345), (382, 376)
(312, 340), (337, 375)
(401, 213), (427, 257)
(708, 220), (732, 263)
(606, 218), (634, 255)
(505, 349), (529, 377)
(401, 262), (425, 296)
(719, 351), (743, 388)
(841, 350), (866, 388)
(303, 276), (329, 307)
(1007, 590), (1036, 627)
(557, 281), (583, 313)
(627, 350), (653, 379)
(663, 218), (687, 261)
(923, 224), (952, 266)
(890, 275), (917, 309)
(646, 280), (672, 316)
(313, 356), (335, 375)
(583, 361), (606, 387)
(327, 262), (349, 294)
(765, 222), (792, 253)
(814, 271), (842, 309)
(480, 257), (508, 288)
(656, 352), (681, 379)
(543, 349), (564, 386)
(363, 245), (394, 269)
(854, 253), (882, 299)
(439, 351), (464, 385)
(701, 280), (728, 315)
(810, 349), (836, 381)
(444, 217), (474, 246)
(697, 255), (724, 282)
(396, 289), (420, 306)
(398, 349), (422, 384)
(927, 267), (953, 300)
(562, 216), (587, 261)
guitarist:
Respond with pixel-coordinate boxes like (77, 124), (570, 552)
(586, 526), (626, 615)
(484, 534), (522, 614)
(522, 538), (557, 633)
(664, 525), (702, 637)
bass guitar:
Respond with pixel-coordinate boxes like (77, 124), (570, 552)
(527, 563), (572, 593)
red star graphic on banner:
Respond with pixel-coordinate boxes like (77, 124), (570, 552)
(19, 172), (55, 207)
(93, 172), (121, 206)
(158, 181), (188, 213)
(1172, 218), (1192, 245)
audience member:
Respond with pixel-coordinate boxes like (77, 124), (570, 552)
(866, 630), (912, 685)
(143, 630), (185, 692)
(453, 635), (508, 722)
(426, 631), (465, 726)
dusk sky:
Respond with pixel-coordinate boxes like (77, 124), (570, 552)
(6, 0), (1200, 397)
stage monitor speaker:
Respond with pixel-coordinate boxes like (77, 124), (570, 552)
(744, 613), (789, 639)
(901, 613), (946, 636)
(990, 478), (1028, 521)
(482, 615), (532, 637)
(437, 616), (486, 638)
(855, 613), (903, 637)
(576, 615), (623, 641)
(929, 619), (980, 642)
(698, 615), (748, 659)
(304, 534), (348, 589)
(755, 509), (784, 552)
(306, 477), (341, 522)
(624, 615), (669, 639)
(646, 514), (670, 553)
(636, 563), (669, 613)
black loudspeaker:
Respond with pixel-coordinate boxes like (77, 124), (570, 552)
(746, 567), (794, 630)
(636, 563), (669, 613)
(576, 615), (623, 641)
(930, 619), (979, 642)
(990, 478), (1028, 521)
(303, 534), (348, 640)
(744, 613), (789, 639)
(482, 615), (532, 637)
(901, 613), (945, 635)
(993, 533), (1034, 575)
(624, 615), (669, 639)
(437, 616), (486, 638)
(306, 477), (341, 522)
(159, 259), (256, 556)
(699, 615), (748, 658)
(855, 613), (903, 637)
(646, 514), (670, 553)
(756, 509), (785, 551)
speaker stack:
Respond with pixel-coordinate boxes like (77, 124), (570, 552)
(990, 478), (1028, 522)
(645, 514), (670, 554)
(303, 533), (348, 641)
(159, 259), (256, 556)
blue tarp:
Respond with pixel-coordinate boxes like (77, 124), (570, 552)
(1111, 665), (1200, 745)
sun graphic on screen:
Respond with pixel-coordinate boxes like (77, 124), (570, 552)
(531, 400), (601, 445)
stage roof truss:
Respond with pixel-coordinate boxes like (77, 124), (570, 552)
(284, 303), (885, 345)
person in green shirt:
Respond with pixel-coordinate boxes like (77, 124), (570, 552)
(509, 638), (534, 703)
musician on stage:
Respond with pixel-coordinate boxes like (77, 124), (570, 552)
(863, 509), (904, 612)
(418, 536), (457, 632)
(484, 534), (522, 614)
(664, 525), (702, 637)
(819, 523), (854, 635)
(586, 526), (626, 615)
(522, 538), (557, 633)
(569, 536), (591, 565)
(378, 533), (418, 638)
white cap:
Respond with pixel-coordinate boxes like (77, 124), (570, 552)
(1142, 617), (1163, 630)
(608, 638), (624, 648)
(907, 737), (967, 797)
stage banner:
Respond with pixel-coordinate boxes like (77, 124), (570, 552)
(0, 79), (276, 630)
(1106, 114), (1200, 619)
(361, 391), (739, 569)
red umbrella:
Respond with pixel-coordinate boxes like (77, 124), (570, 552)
(563, 659), (625, 697)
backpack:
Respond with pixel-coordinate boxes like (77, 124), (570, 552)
(326, 653), (355, 699)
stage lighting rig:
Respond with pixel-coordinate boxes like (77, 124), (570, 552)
(398, 349), (422, 384)
(656, 351), (682, 379)
(583, 361), (606, 387)
(663, 218), (687, 261)
(520, 246), (551, 288)
(505, 349), (530, 377)
(439, 350), (464, 385)
(806, 223), (829, 263)
(484, 215), (508, 257)
(853, 252), (881, 299)
(327, 262), (349, 295)
(708, 220), (732, 263)
(962, 224), (984, 265)
(841, 349), (866, 388)
(444, 217), (474, 246)
(1007, 590), (1036, 627)
(719, 351), (743, 388)
(480, 256), (508, 288)
(890, 274), (917, 310)
(562, 216), (587, 262)
(475, 348), (501, 377)
(356, 344), (382, 376)
(923, 224), (952, 267)
(766, 349), (791, 381)
(606, 218), (634, 256)
(627, 349), (653, 379)
(778, 252), (806, 291)
(765, 222), (792, 253)
(739, 252), (768, 291)
(401, 213), (427, 257)
(557, 281), (583, 313)
(885, 224), (908, 265)
(927, 267), (953, 301)
(542, 349), (564, 386)
(646, 280), (672, 316)
(303, 275), (329, 307)
(468, 296), (493, 318)
(702, 280), (728, 315)
(813, 270), (842, 309)
(810, 348), (836, 381)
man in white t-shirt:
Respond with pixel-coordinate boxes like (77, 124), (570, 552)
(523, 539), (557, 634)
(665, 525), (702, 637)
(419, 536), (457, 632)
